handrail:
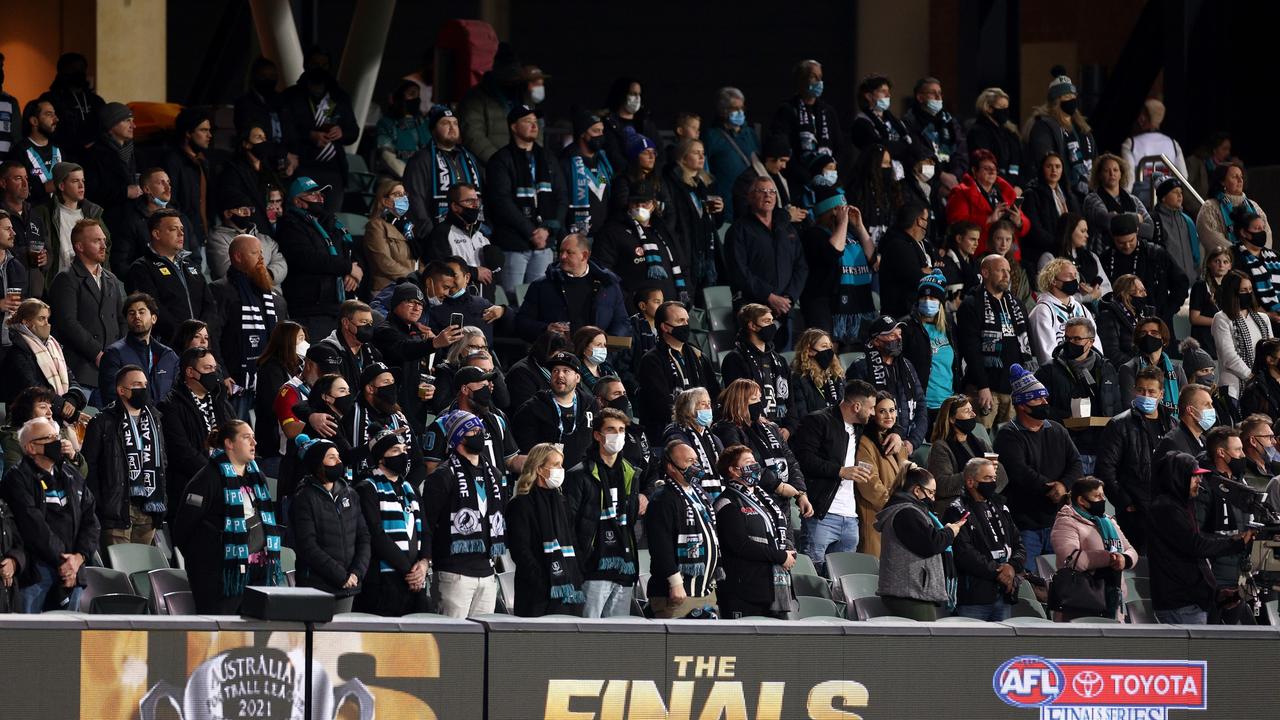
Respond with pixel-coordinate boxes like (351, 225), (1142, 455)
(1136, 153), (1205, 208)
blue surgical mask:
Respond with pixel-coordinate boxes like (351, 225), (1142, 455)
(151, 196), (168, 208)
(808, 81), (824, 98)
(918, 298), (940, 317)
(695, 409), (714, 428)
(1132, 395), (1158, 415)
(448, 287), (467, 300)
(814, 170), (838, 187)
(1266, 446), (1280, 464)
(728, 109), (746, 127)
(589, 347), (608, 364)
(392, 196), (410, 216)
(1197, 407), (1217, 431)
(925, 99), (944, 115)
(875, 96), (891, 112)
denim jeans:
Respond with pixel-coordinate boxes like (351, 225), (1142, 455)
(1155, 604), (1207, 625)
(501, 248), (554, 298)
(232, 388), (255, 423)
(801, 513), (859, 577)
(954, 598), (1010, 621)
(1021, 527), (1053, 562)
(581, 580), (633, 618)
(21, 562), (83, 613)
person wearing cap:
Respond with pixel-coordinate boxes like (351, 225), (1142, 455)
(1146, 450), (1253, 625)
(799, 188), (872, 341)
(1028, 257), (1102, 366)
(209, 233), (285, 419)
(1099, 211), (1188, 338)
(608, 132), (671, 223)
(726, 175), (807, 347)
(423, 364), (519, 475)
(516, 230), (630, 342)
(1096, 365), (1174, 554)
(769, 60), (845, 193)
(274, 341), (343, 452)
(457, 48), (538, 164)
(1026, 70), (1097, 201)
(993, 363), (1083, 558)
(374, 80), (432, 179)
(595, 184), (688, 306)
(277, 176), (362, 340)
(32, 162), (106, 290)
(371, 282), (445, 432)
(513, 351), (600, 470)
(847, 315), (927, 450)
(403, 105), (484, 232)
(422, 408), (510, 617)
(561, 108), (614, 237)
(1119, 98), (1188, 193)
(485, 103), (565, 299)
(82, 102), (141, 233)
(702, 87), (760, 221)
(125, 207), (221, 353)
(283, 68), (357, 213)
(731, 134), (804, 226)
(901, 77), (969, 190)
(1151, 178), (1200, 287)
(159, 107), (214, 252)
(96, 292), (180, 404)
(342, 361), (425, 485)
(289, 432), (370, 613)
(1178, 337), (1232, 427)
(635, 301), (720, 441)
(902, 270), (962, 420)
(355, 429), (431, 616)
(720, 304), (799, 436)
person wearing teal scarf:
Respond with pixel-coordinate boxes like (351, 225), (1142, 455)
(1050, 477), (1137, 621)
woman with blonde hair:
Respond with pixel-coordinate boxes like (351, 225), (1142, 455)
(1028, 257), (1100, 365)
(1083, 153), (1154, 249)
(506, 442), (586, 617)
(364, 178), (420, 290)
(966, 87), (1023, 186)
(789, 328), (845, 418)
(854, 392), (909, 556)
(1024, 71), (1096, 202)
(711, 379), (812, 518)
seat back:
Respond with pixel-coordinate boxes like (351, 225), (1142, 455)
(1125, 599), (1155, 624)
(834, 573), (880, 604)
(80, 566), (136, 611)
(280, 546), (297, 573)
(824, 551), (879, 580)
(703, 285), (732, 309)
(791, 553), (818, 577)
(851, 596), (891, 620)
(89, 593), (150, 615)
(792, 596), (840, 619)
(1033, 554), (1057, 580)
(106, 543), (169, 577)
(148, 568), (191, 614)
(163, 591), (196, 615)
(791, 574), (833, 600)
(496, 570), (516, 614)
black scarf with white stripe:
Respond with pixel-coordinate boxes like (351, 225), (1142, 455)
(228, 268), (277, 388)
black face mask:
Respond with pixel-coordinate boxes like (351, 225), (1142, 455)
(333, 394), (355, 415)
(322, 464), (346, 483)
(954, 416), (978, 434)
(230, 214), (257, 231)
(1028, 404), (1052, 421)
(249, 139), (278, 162)
(755, 323), (778, 344)
(308, 85), (327, 102)
(1087, 499), (1107, 517)
(381, 453), (409, 475)
(608, 394), (633, 418)
(374, 385), (399, 406)
(470, 386), (493, 408)
(977, 481), (998, 500)
(991, 107), (1010, 125)
(199, 370), (222, 394)
(354, 324), (375, 344)
(457, 205), (481, 226)
(1240, 292), (1255, 303)
(1059, 279), (1080, 296)
(1059, 98), (1080, 115)
(1228, 456), (1248, 478)
(1136, 334), (1163, 354)
(253, 76), (278, 96)
(814, 348), (836, 368)
(667, 324), (692, 344)
(43, 439), (65, 463)
(1253, 231), (1268, 245)
(128, 386), (150, 407)
(1065, 341), (1090, 361)
(586, 135), (605, 153)
(748, 401), (765, 422)
(463, 433), (487, 453)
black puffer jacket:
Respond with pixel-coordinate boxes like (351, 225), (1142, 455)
(1034, 346), (1122, 455)
(290, 476), (370, 596)
(1095, 294), (1138, 367)
(1145, 451), (1246, 612)
(564, 452), (642, 580)
(80, 402), (168, 529)
(1096, 408), (1174, 512)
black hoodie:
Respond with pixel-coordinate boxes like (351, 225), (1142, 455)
(1145, 451), (1246, 611)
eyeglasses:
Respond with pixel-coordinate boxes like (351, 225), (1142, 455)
(752, 188), (778, 196)
(1065, 335), (1094, 342)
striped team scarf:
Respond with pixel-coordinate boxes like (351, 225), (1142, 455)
(362, 469), (422, 573)
(218, 454), (284, 598)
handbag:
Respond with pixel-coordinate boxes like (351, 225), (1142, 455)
(1047, 549), (1107, 615)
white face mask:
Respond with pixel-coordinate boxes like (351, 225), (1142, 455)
(295, 340), (310, 362)
(624, 94), (642, 114)
(630, 206), (652, 224)
(529, 85), (546, 104)
(544, 467), (565, 489)
(602, 432), (627, 455)
(919, 164), (936, 181)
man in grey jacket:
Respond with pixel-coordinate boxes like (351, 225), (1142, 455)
(48, 218), (125, 402)
(1151, 178), (1200, 289)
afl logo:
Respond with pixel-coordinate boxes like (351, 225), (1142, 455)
(993, 655), (1064, 708)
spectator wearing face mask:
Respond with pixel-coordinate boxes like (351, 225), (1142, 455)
(720, 304), (799, 436)
(926, 394), (1009, 511)
(1211, 270), (1272, 402)
(600, 77), (661, 175)
(902, 271), (961, 423)
(341, 363), (426, 488)
(290, 434), (370, 614)
(355, 430), (431, 616)
(276, 177), (361, 340)
(364, 179), (420, 292)
(851, 75), (914, 176)
(595, 187), (688, 307)
(1049, 477), (1138, 621)
(710, 379), (810, 516)
(713, 445), (798, 619)
(110, 168), (194, 277)
(702, 87), (760, 220)
(644, 440), (721, 618)
(205, 194), (288, 291)
(635, 301), (719, 442)
(157, 347), (234, 515)
(770, 60), (845, 193)
(405, 106), (485, 234)
(847, 316), (926, 451)
(1180, 338), (1234, 430)
(507, 442), (586, 617)
(423, 257), (505, 346)
(1025, 71), (1097, 202)
(966, 87), (1022, 187)
(375, 81), (432, 178)
(425, 184), (498, 292)
(317, 300), (382, 393)
(942, 457), (1024, 621)
(283, 68), (357, 213)
(372, 283), (444, 427)
(1197, 162), (1271, 256)
(561, 109), (614, 237)
(457, 47), (537, 163)
(1240, 339), (1280, 421)
(423, 364), (519, 476)
(1097, 364), (1174, 555)
(1034, 316), (1122, 474)
(217, 124), (285, 234)
(591, 376), (650, 476)
(876, 464), (966, 620)
(789, 329), (845, 418)
(234, 58), (295, 153)
(1238, 413), (1280, 491)
(1028, 258), (1100, 366)
(662, 387), (724, 498)
(902, 77), (968, 191)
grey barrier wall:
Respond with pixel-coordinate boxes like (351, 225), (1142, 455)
(1, 615), (1278, 719)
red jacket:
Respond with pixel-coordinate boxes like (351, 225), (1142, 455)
(945, 173), (1031, 255)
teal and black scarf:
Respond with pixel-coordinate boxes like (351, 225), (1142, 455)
(363, 469), (421, 573)
(219, 454), (284, 598)
(1072, 504), (1123, 616)
(926, 509), (958, 611)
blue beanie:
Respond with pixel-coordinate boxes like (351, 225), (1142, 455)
(1010, 364), (1049, 406)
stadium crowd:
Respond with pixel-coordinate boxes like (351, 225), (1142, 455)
(0, 45), (1272, 625)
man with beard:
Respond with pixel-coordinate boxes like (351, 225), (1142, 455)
(205, 190), (288, 291)
(49, 218), (125, 404)
(372, 283), (447, 432)
(98, 293), (180, 403)
(32, 162), (107, 291)
(283, 69), (357, 213)
(113, 168), (197, 276)
(956, 254), (1034, 431)
(161, 108), (214, 254)
(375, 81), (432, 179)
(513, 351), (600, 470)
(45, 52), (106, 157)
(17, 95), (63, 206)
(126, 208), (220, 354)
(277, 176), (362, 339)
(210, 235), (286, 419)
(424, 365), (520, 475)
(341, 362), (425, 487)
(404, 106), (486, 234)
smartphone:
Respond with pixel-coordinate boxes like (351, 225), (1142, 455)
(449, 312), (464, 329)
(959, 511), (971, 522)
(1012, 196), (1025, 210)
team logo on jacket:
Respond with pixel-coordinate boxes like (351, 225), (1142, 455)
(994, 655), (1207, 717)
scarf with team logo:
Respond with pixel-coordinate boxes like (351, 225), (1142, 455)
(362, 468), (421, 573)
(525, 485), (585, 607)
(123, 405), (166, 514)
(444, 452), (507, 558)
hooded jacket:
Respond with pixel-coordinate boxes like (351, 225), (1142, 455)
(1146, 451), (1246, 611)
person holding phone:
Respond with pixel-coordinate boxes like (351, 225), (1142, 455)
(945, 149), (1030, 255)
(874, 464), (967, 620)
(943, 457), (1025, 620)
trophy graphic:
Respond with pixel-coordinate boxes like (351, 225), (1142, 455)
(139, 646), (374, 720)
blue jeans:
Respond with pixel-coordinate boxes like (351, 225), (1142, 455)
(1155, 604), (1207, 625)
(801, 512), (859, 577)
(1021, 527), (1053, 562)
(21, 562), (83, 613)
(581, 580), (633, 618)
(232, 388), (255, 423)
(502, 248), (554, 298)
(954, 598), (1010, 621)
(1079, 454), (1097, 476)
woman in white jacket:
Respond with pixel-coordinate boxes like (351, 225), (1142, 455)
(1211, 270), (1273, 399)
(1028, 257), (1104, 365)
